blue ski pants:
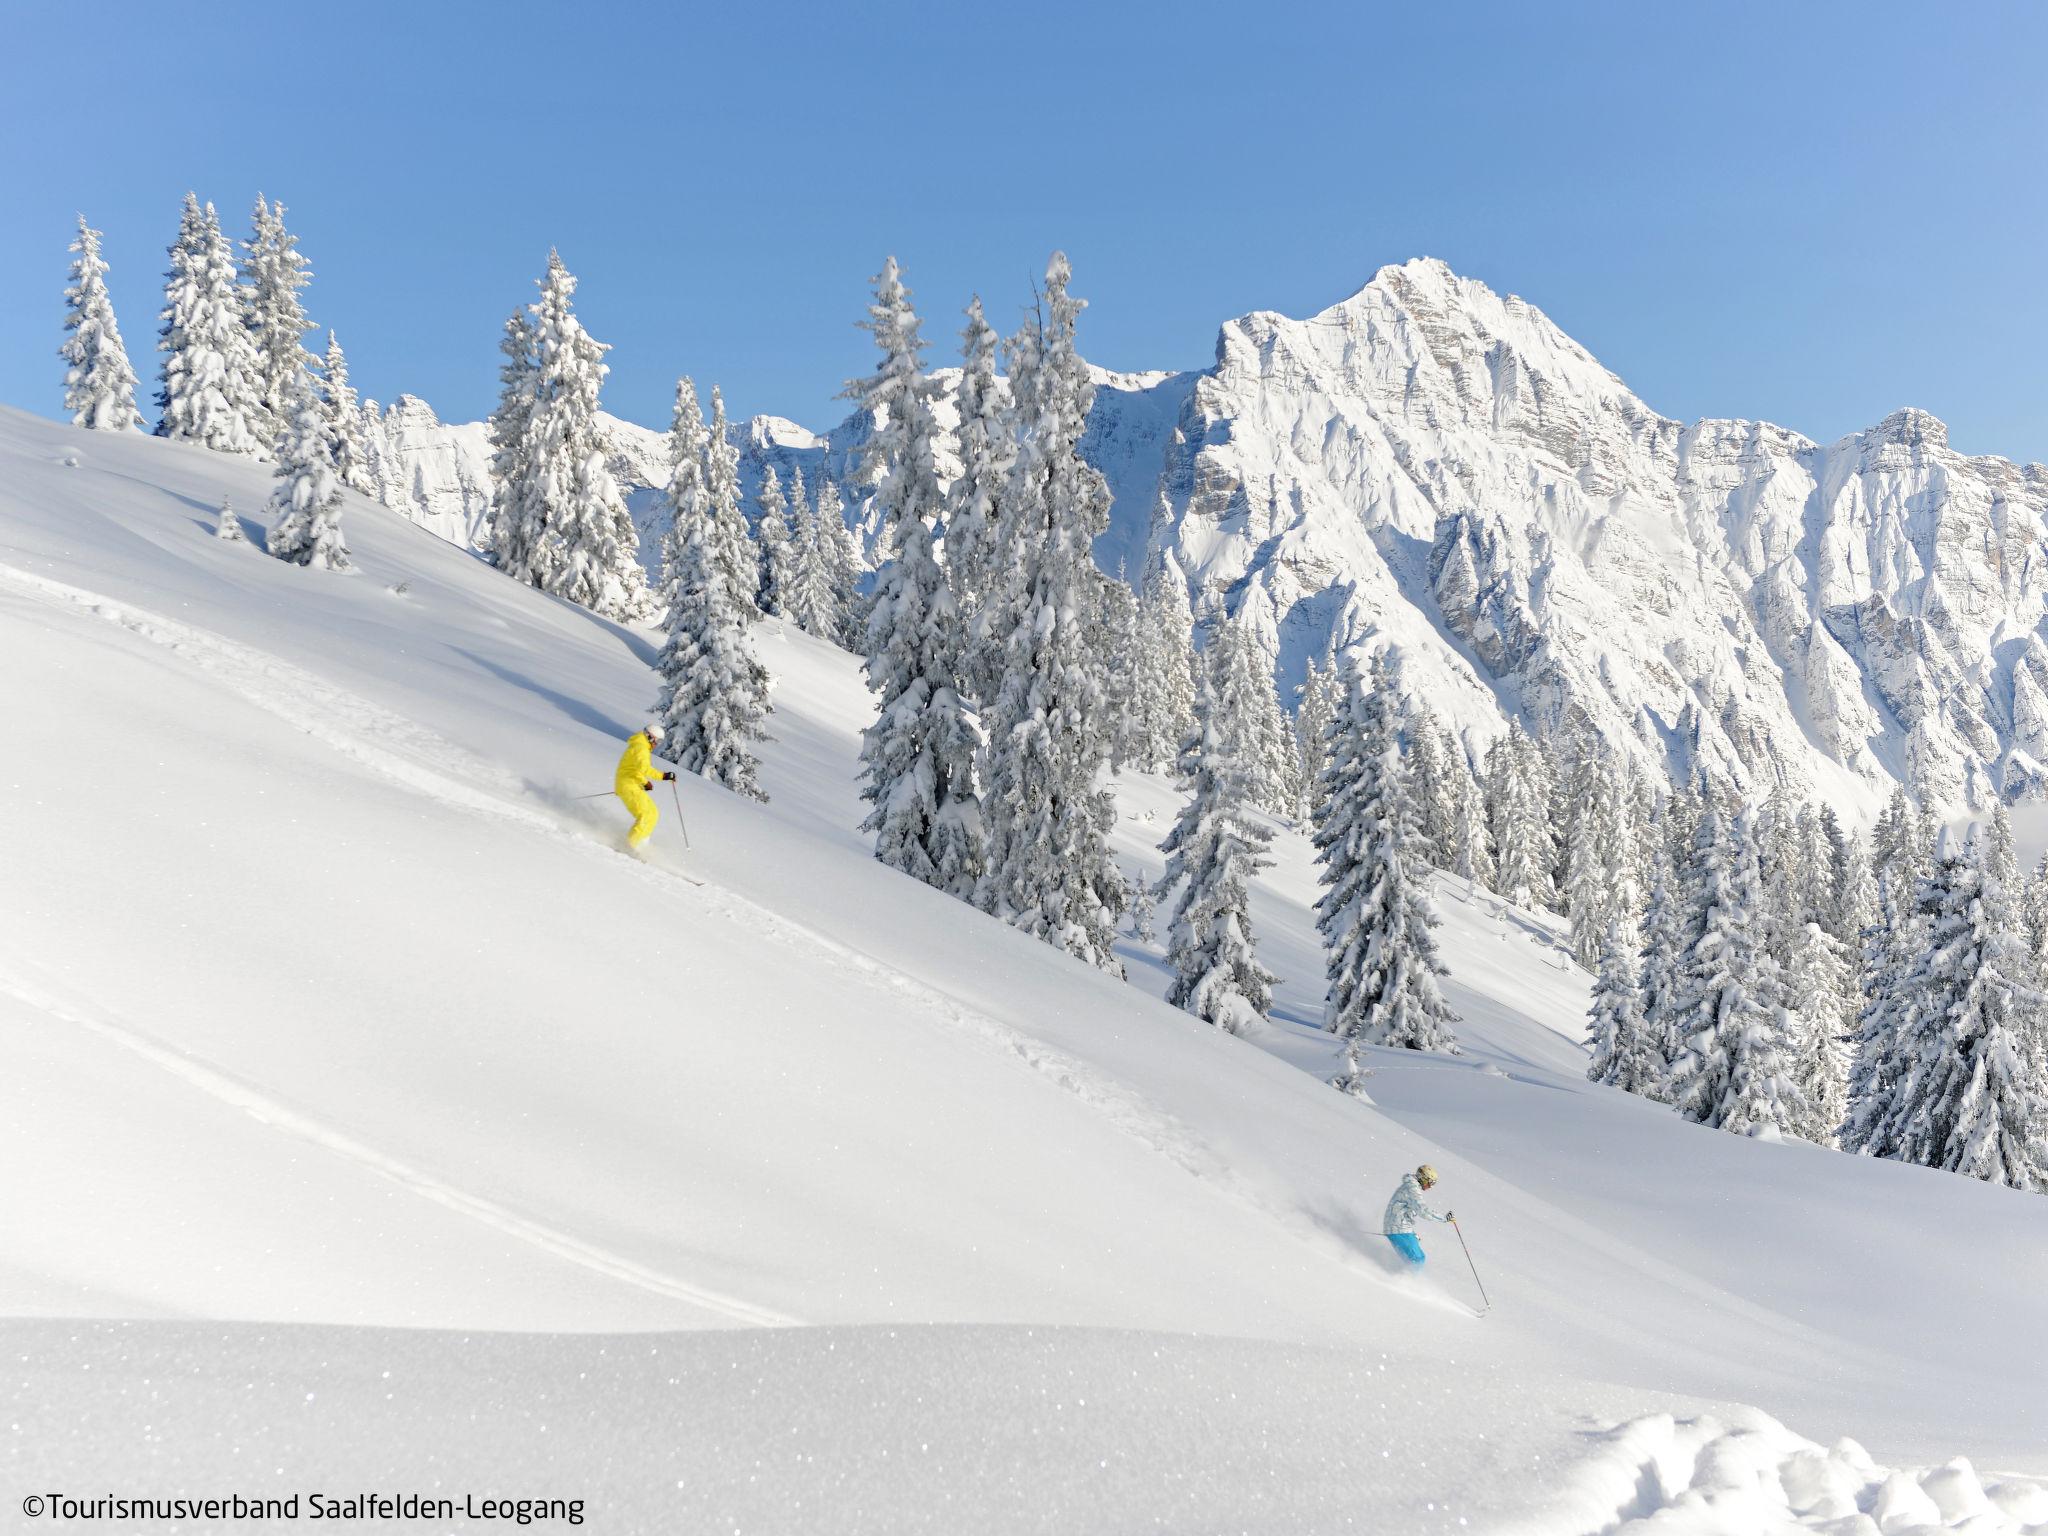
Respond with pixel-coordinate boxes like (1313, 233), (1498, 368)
(1386, 1232), (1426, 1265)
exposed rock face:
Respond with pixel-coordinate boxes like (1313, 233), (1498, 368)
(352, 259), (2047, 811)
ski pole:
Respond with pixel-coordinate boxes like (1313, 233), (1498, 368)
(670, 778), (691, 849)
(1451, 1218), (1489, 1313)
(572, 791), (615, 801)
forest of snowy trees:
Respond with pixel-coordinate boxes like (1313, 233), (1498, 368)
(57, 201), (2048, 1196)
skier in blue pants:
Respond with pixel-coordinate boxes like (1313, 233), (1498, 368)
(1384, 1164), (1453, 1265)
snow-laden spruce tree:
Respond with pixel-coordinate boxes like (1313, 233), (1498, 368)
(815, 476), (864, 646)
(656, 378), (709, 608)
(781, 470), (840, 640)
(485, 307), (538, 564)
(1852, 828), (2048, 1188)
(975, 253), (1125, 970)
(319, 332), (371, 494)
(703, 386), (759, 619)
(754, 465), (793, 616)
(651, 454), (771, 801)
(1154, 657), (1278, 1034)
(495, 252), (654, 621)
(1096, 571), (1143, 772)
(1407, 706), (1454, 871)
(241, 197), (314, 444)
(1294, 653), (1340, 814)
(1588, 915), (1664, 1096)
(1783, 915), (1852, 1144)
(949, 294), (1011, 703)
(1667, 801), (1805, 1136)
(1440, 726), (1492, 888)
(1207, 610), (1295, 818)
(1313, 652), (1460, 1055)
(265, 375), (352, 571)
(214, 496), (245, 542)
(61, 216), (143, 430)
(843, 257), (983, 896)
(1632, 831), (1686, 1101)
(1128, 552), (1198, 774)
(1484, 722), (1555, 907)
(1843, 790), (1931, 1153)
(156, 194), (264, 453)
(1563, 745), (1633, 968)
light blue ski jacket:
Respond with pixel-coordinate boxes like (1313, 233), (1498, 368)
(1383, 1173), (1449, 1235)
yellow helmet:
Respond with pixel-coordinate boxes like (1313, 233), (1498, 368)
(1416, 1164), (1439, 1189)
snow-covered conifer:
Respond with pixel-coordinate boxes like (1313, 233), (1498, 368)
(1853, 829), (2048, 1188)
(651, 473), (771, 802)
(485, 308), (538, 567)
(496, 252), (655, 620)
(214, 496), (245, 542)
(1441, 727), (1492, 887)
(782, 467), (837, 639)
(814, 476), (864, 645)
(1095, 571), (1144, 773)
(753, 466), (796, 617)
(1667, 802), (1805, 1136)
(60, 216), (143, 431)
(949, 294), (1011, 701)
(703, 386), (758, 618)
(1784, 915), (1853, 1144)
(1633, 842), (1685, 1100)
(1588, 916), (1664, 1096)
(155, 194), (264, 453)
(1154, 661), (1278, 1034)
(1128, 553), (1198, 773)
(656, 378), (709, 609)
(265, 375), (351, 571)
(1313, 654), (1460, 1053)
(975, 254), (1124, 969)
(241, 197), (314, 443)
(319, 332), (371, 494)
(843, 257), (982, 896)
(1484, 722), (1555, 908)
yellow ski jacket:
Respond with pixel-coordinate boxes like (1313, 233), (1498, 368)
(615, 731), (662, 791)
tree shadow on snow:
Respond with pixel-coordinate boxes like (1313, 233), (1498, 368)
(455, 647), (638, 741)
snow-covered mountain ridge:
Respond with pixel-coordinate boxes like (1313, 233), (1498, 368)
(360, 257), (2048, 813)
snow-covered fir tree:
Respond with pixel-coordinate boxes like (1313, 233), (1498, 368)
(60, 216), (143, 431)
(1313, 653), (1460, 1055)
(493, 252), (654, 621)
(1783, 913), (1852, 1145)
(265, 375), (351, 571)
(1667, 801), (1805, 1136)
(1484, 722), (1555, 908)
(1853, 828), (2048, 1189)
(1293, 652), (1341, 817)
(651, 481), (771, 802)
(1630, 839), (1685, 1102)
(319, 332), (371, 495)
(754, 466), (795, 617)
(1844, 790), (1931, 1154)
(1588, 915), (1664, 1096)
(1128, 552), (1198, 774)
(656, 378), (709, 608)
(781, 467), (838, 640)
(703, 387), (759, 619)
(214, 496), (245, 542)
(843, 257), (983, 896)
(814, 476), (864, 646)
(1153, 661), (1278, 1035)
(1095, 571), (1144, 773)
(949, 294), (1011, 703)
(1406, 704), (1457, 871)
(1440, 726), (1492, 888)
(241, 197), (314, 444)
(484, 307), (538, 566)
(1207, 610), (1299, 818)
(1562, 741), (1637, 967)
(155, 194), (264, 453)
(975, 253), (1125, 970)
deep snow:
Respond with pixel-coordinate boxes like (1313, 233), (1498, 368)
(2, 408), (2043, 1533)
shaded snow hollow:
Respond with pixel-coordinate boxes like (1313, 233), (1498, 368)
(1, 409), (2043, 1533)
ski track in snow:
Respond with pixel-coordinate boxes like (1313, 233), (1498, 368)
(1560, 1411), (2048, 1535)
(0, 560), (1385, 1316)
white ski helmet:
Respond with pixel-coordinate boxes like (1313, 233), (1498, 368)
(643, 723), (665, 743)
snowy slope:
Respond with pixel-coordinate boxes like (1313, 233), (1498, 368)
(3, 409), (2044, 1533)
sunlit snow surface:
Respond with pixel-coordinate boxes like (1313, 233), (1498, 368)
(1, 410), (2043, 1533)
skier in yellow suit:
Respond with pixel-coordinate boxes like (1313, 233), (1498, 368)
(616, 724), (677, 850)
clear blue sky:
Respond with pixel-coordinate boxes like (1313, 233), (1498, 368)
(5, 0), (2045, 460)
